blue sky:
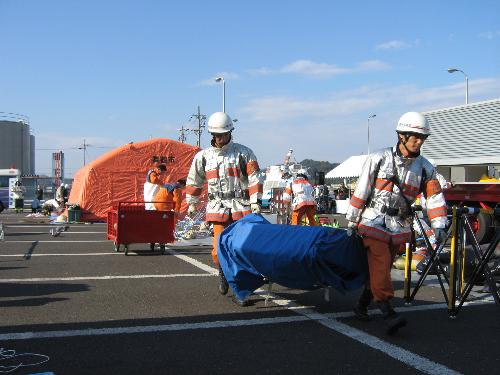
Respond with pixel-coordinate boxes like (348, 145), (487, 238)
(1, 0), (499, 176)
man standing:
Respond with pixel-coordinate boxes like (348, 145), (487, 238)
(283, 169), (318, 226)
(144, 164), (167, 210)
(346, 111), (447, 335)
(154, 178), (186, 220)
(186, 112), (263, 305)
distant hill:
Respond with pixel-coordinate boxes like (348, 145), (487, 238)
(300, 159), (339, 183)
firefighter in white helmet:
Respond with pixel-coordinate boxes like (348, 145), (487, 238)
(346, 111), (448, 335)
(282, 169), (318, 226)
(186, 112), (264, 306)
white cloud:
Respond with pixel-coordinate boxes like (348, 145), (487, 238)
(280, 59), (390, 78)
(247, 67), (274, 76)
(236, 78), (500, 166)
(479, 30), (500, 39)
(375, 40), (411, 50)
(199, 72), (239, 86)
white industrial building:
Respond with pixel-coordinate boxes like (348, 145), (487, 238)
(422, 98), (500, 182)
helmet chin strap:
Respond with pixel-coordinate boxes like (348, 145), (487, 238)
(398, 134), (420, 157)
(211, 132), (232, 147)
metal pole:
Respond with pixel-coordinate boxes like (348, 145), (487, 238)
(222, 79), (226, 113)
(367, 114), (375, 155)
(367, 118), (370, 155)
(465, 76), (469, 104)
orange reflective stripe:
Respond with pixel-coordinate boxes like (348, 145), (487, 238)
(232, 210), (251, 220)
(350, 195), (366, 209)
(425, 179), (442, 197)
(206, 212), (232, 222)
(206, 169), (218, 179)
(227, 167), (241, 177)
(358, 224), (411, 245)
(248, 184), (262, 195)
(293, 179), (308, 185)
(246, 160), (260, 175)
(358, 225), (390, 243)
(284, 187), (292, 194)
(402, 183), (419, 198)
(186, 186), (202, 196)
(374, 178), (393, 192)
(427, 205), (447, 220)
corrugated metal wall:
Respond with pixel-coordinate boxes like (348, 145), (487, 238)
(422, 99), (500, 164)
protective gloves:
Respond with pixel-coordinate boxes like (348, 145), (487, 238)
(250, 203), (261, 214)
(346, 221), (358, 237)
(187, 204), (198, 217)
(434, 228), (447, 245)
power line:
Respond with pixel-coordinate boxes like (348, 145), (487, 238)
(77, 139), (90, 166)
(189, 106), (206, 147)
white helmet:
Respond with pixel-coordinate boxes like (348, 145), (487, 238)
(396, 112), (430, 135)
(207, 112), (234, 134)
(296, 169), (309, 179)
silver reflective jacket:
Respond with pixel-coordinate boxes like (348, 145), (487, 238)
(346, 146), (447, 245)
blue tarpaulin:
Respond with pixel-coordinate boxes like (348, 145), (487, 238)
(218, 214), (368, 300)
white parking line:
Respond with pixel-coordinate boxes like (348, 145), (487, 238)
(0, 253), (120, 257)
(4, 232), (104, 234)
(0, 274), (214, 282)
(0, 316), (308, 341)
(3, 240), (109, 243)
(165, 248), (218, 275)
(170, 250), (463, 375)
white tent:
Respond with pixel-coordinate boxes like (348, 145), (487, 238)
(325, 155), (368, 179)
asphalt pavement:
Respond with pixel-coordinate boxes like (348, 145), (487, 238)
(0, 210), (499, 375)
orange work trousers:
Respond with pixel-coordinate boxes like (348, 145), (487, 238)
(291, 205), (318, 226)
(362, 237), (399, 302)
(212, 220), (233, 266)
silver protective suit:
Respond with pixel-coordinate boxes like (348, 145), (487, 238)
(346, 146), (447, 245)
(186, 140), (263, 223)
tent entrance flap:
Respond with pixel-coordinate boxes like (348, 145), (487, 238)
(217, 214), (368, 300)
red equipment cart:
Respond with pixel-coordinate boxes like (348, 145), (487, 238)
(107, 202), (175, 255)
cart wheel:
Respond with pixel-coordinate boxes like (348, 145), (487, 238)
(114, 242), (120, 252)
(150, 243), (155, 251)
(124, 245), (129, 256)
(159, 244), (166, 254)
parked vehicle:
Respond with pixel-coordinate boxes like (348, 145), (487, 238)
(443, 182), (500, 243)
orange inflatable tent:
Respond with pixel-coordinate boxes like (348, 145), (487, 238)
(68, 138), (200, 221)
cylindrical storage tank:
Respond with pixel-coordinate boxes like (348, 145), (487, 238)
(30, 134), (36, 174)
(0, 119), (32, 175)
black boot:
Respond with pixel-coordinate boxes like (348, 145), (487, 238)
(218, 265), (229, 295)
(231, 295), (250, 307)
(353, 288), (373, 321)
(377, 300), (407, 335)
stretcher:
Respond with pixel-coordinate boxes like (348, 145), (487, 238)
(218, 214), (368, 301)
(107, 202), (175, 255)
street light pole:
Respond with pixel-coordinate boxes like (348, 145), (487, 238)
(447, 68), (469, 104)
(367, 114), (376, 155)
(215, 77), (226, 112)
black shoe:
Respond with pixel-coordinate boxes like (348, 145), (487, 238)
(218, 265), (229, 295)
(353, 305), (371, 321)
(377, 300), (407, 335)
(353, 287), (373, 321)
(231, 295), (250, 307)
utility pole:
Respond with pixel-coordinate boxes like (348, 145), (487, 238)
(178, 125), (189, 143)
(190, 106), (206, 147)
(78, 139), (90, 166)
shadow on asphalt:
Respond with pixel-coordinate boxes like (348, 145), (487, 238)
(0, 297), (69, 307)
(0, 283), (90, 298)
